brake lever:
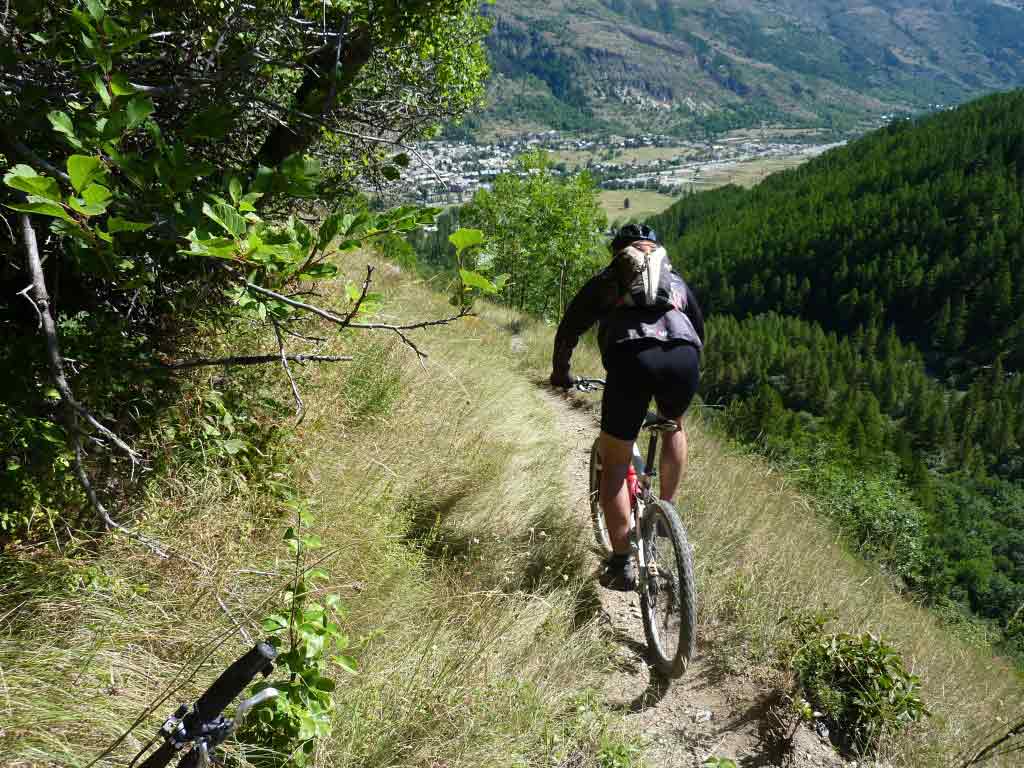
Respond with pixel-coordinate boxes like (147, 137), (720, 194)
(235, 687), (279, 724)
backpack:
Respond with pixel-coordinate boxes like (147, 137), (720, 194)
(613, 246), (685, 310)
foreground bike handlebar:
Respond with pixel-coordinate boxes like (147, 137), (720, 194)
(136, 642), (277, 768)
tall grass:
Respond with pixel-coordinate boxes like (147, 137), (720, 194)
(483, 301), (1024, 767)
(0, 266), (629, 767)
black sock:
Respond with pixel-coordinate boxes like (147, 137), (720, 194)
(608, 552), (630, 566)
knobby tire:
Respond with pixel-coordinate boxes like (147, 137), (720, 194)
(639, 499), (697, 678)
(589, 437), (613, 555)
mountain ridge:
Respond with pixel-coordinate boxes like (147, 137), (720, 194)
(473, 0), (1024, 136)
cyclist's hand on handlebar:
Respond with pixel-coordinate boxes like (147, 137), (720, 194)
(549, 371), (575, 389)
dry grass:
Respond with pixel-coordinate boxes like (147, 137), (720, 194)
(478, 303), (1024, 767)
(5, 266), (1021, 768)
(0, 265), (630, 768)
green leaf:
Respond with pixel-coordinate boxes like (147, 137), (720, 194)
(392, 152), (411, 168)
(237, 192), (263, 212)
(228, 176), (242, 204)
(109, 73), (136, 96)
(126, 96), (154, 129)
(5, 198), (73, 222)
(261, 613), (289, 632)
(460, 268), (497, 294)
(111, 31), (151, 54)
(449, 228), (484, 255)
(67, 196), (108, 217)
(4, 165), (62, 202)
(381, 165), (401, 181)
(90, 71), (111, 106)
(202, 202), (247, 238)
(108, 216), (151, 233)
(48, 111), (82, 147)
(67, 155), (104, 192)
(300, 263), (338, 280)
(82, 184), (112, 206)
(333, 655), (358, 675)
(222, 438), (246, 455)
(317, 213), (343, 250)
(84, 0), (105, 21)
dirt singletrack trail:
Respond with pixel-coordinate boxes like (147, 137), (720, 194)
(540, 388), (847, 768)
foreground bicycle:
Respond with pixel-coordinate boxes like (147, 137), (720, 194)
(132, 642), (278, 768)
(576, 377), (697, 678)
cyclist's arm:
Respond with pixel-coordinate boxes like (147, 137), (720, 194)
(552, 270), (615, 382)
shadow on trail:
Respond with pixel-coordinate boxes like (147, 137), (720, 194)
(620, 668), (673, 713)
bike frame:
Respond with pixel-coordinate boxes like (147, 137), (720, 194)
(627, 431), (661, 591)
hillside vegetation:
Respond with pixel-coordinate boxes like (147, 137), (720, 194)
(4, 268), (1023, 766)
(649, 90), (1024, 658)
(0, 269), (639, 767)
(472, 0), (1024, 136)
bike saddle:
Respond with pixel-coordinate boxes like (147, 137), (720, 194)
(643, 411), (680, 432)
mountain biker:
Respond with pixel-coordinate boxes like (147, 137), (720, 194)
(550, 223), (704, 591)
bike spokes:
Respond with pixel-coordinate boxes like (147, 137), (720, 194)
(639, 501), (696, 678)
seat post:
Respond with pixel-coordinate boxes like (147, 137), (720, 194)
(644, 431), (659, 477)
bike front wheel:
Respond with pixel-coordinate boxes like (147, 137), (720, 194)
(639, 499), (697, 677)
(589, 438), (613, 555)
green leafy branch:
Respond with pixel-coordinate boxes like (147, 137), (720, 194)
(448, 227), (507, 305)
(244, 501), (356, 766)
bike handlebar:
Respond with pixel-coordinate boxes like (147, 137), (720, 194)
(136, 642), (277, 768)
(188, 642), (275, 726)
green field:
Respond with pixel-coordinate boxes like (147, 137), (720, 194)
(599, 189), (679, 222)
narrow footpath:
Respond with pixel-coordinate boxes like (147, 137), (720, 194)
(540, 388), (848, 768)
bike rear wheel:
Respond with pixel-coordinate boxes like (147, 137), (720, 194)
(589, 438), (613, 554)
(639, 499), (697, 677)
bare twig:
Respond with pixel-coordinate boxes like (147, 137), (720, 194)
(163, 353), (352, 370)
(217, 596), (253, 644)
(21, 214), (165, 556)
(17, 284), (42, 328)
(282, 328), (327, 344)
(241, 278), (472, 358)
(338, 264), (373, 326)
(273, 318), (305, 424)
(0, 212), (14, 243)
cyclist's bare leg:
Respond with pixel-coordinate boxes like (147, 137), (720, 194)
(598, 431), (634, 555)
(659, 416), (687, 503)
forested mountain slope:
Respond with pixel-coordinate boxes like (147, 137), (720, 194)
(477, 0), (1024, 135)
(648, 90), (1024, 655)
(650, 90), (1024, 374)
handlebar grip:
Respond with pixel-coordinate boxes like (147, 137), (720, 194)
(188, 642), (276, 726)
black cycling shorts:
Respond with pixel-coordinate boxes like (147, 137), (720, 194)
(600, 340), (700, 441)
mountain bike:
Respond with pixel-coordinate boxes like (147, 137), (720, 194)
(131, 642), (279, 768)
(576, 377), (697, 678)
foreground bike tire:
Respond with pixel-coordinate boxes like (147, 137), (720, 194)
(589, 438), (613, 554)
(639, 499), (697, 678)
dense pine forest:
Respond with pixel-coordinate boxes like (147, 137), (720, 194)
(649, 91), (1024, 655)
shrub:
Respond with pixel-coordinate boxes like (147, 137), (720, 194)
(788, 612), (929, 754)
